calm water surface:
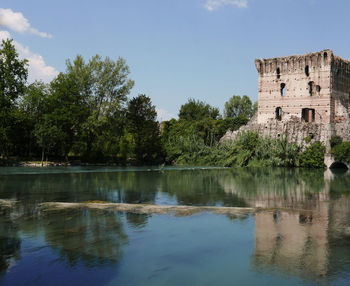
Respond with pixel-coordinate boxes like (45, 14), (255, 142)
(0, 166), (350, 285)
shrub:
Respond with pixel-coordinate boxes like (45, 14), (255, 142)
(304, 136), (312, 144)
(300, 141), (325, 168)
(330, 135), (343, 149)
(331, 142), (350, 163)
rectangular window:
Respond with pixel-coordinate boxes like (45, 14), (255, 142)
(302, 108), (315, 122)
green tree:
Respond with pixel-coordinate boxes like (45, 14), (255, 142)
(66, 55), (134, 158)
(224, 95), (254, 119)
(0, 39), (28, 157)
(178, 99), (220, 121)
(33, 73), (89, 163)
(300, 141), (325, 168)
(331, 142), (350, 163)
(330, 135), (343, 149)
(19, 81), (50, 157)
(127, 95), (162, 164)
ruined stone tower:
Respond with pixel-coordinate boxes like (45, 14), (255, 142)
(255, 49), (350, 125)
(221, 50), (350, 153)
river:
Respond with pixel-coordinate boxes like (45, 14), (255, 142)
(0, 166), (349, 285)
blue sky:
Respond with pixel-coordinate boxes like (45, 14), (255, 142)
(1, 0), (350, 120)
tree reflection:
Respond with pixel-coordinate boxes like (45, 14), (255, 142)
(41, 209), (128, 267)
(0, 206), (21, 276)
(159, 169), (248, 207)
(219, 168), (327, 209)
(126, 213), (150, 228)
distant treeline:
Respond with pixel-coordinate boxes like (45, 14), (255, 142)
(0, 39), (255, 165)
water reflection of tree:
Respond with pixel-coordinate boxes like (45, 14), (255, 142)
(329, 171), (350, 199)
(0, 171), (159, 204)
(0, 206), (21, 276)
(126, 213), (150, 228)
(160, 169), (248, 207)
(42, 209), (128, 267)
(218, 168), (326, 209)
(115, 171), (159, 204)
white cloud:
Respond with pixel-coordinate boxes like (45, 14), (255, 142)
(156, 108), (176, 121)
(205, 0), (248, 11)
(0, 30), (10, 40)
(0, 31), (58, 82)
(0, 8), (52, 38)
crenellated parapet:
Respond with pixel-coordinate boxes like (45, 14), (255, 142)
(255, 50), (333, 76)
(332, 55), (350, 76)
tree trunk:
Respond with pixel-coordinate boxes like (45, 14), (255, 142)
(41, 148), (44, 167)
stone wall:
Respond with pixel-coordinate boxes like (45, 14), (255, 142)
(220, 114), (334, 150)
(331, 55), (350, 124)
(255, 50), (332, 124)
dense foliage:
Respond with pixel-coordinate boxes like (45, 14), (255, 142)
(331, 142), (350, 164)
(0, 39), (160, 165)
(330, 135), (343, 149)
(224, 95), (255, 119)
(162, 98), (249, 164)
(163, 131), (301, 167)
(299, 141), (326, 168)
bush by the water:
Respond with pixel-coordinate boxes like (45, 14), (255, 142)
(330, 135), (343, 148)
(299, 141), (326, 169)
(164, 131), (302, 167)
(331, 142), (350, 164)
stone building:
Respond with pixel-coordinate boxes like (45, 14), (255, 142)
(221, 49), (350, 153)
(256, 49), (350, 125)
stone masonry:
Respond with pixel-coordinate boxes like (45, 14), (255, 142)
(221, 50), (350, 153)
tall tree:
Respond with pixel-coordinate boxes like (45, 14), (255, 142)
(19, 81), (49, 157)
(224, 95), (254, 119)
(33, 73), (89, 163)
(178, 99), (220, 121)
(66, 55), (134, 158)
(127, 95), (162, 164)
(0, 39), (28, 157)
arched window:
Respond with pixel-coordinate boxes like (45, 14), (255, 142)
(324, 52), (328, 62)
(275, 107), (282, 121)
(305, 65), (310, 77)
(280, 83), (286, 96)
(316, 85), (321, 94)
(308, 81), (315, 96)
(276, 67), (280, 79)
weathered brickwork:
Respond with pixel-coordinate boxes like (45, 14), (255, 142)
(256, 50), (334, 124)
(221, 50), (350, 153)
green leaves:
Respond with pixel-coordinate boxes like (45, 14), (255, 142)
(0, 39), (28, 106)
(331, 142), (350, 164)
(0, 39), (28, 157)
(224, 95), (255, 119)
(178, 99), (220, 121)
(300, 142), (326, 168)
(127, 95), (162, 164)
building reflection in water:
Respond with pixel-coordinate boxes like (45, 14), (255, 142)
(221, 168), (350, 280)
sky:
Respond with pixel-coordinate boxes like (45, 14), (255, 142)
(1, 0), (350, 120)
